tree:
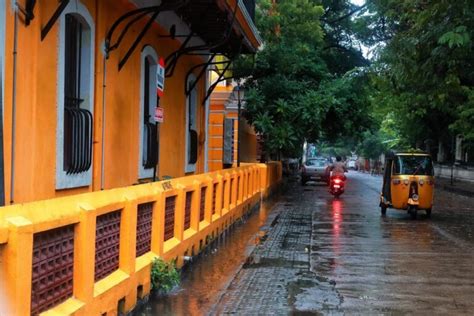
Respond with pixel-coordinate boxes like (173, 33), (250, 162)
(357, 131), (386, 160)
(236, 0), (373, 158)
(363, 0), (474, 153)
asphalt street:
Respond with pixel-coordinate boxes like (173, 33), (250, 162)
(212, 171), (474, 315)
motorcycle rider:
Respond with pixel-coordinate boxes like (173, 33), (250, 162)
(328, 156), (347, 182)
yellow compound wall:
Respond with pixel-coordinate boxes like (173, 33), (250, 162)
(0, 162), (281, 315)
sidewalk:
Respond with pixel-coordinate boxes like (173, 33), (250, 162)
(436, 176), (474, 197)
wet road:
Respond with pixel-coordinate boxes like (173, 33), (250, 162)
(138, 172), (474, 315)
(213, 172), (474, 314)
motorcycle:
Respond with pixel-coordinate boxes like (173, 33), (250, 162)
(329, 174), (346, 197)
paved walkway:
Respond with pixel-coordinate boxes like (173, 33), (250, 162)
(435, 176), (474, 197)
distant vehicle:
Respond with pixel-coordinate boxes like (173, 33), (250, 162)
(347, 159), (357, 170)
(301, 158), (330, 185)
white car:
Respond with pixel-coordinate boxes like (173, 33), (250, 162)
(347, 159), (357, 170)
(301, 158), (330, 185)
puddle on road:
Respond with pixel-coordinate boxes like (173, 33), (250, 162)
(288, 271), (343, 314)
(132, 198), (280, 316)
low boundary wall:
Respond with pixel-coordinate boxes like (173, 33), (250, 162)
(435, 164), (474, 183)
(0, 163), (282, 315)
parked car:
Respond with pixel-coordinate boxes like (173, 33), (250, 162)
(301, 158), (330, 185)
(347, 159), (357, 170)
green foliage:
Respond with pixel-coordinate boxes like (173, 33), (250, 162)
(357, 131), (386, 160)
(319, 141), (353, 158)
(438, 26), (471, 49)
(151, 258), (180, 293)
(236, 0), (372, 158)
(364, 0), (474, 147)
(235, 0), (474, 157)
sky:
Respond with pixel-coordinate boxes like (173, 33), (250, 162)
(349, 0), (371, 59)
(351, 0), (366, 6)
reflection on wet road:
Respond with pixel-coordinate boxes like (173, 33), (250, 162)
(136, 172), (474, 315)
(311, 172), (474, 314)
(133, 199), (278, 316)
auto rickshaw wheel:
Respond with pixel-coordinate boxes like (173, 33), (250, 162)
(426, 208), (432, 218)
(409, 206), (417, 220)
(380, 205), (387, 216)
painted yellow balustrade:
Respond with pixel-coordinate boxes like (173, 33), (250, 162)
(0, 163), (281, 316)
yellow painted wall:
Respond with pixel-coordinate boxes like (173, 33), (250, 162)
(1, 0), (212, 204)
(0, 162), (281, 315)
(208, 102), (226, 171)
(207, 86), (259, 171)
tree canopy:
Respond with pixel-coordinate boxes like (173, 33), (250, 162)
(236, 0), (372, 158)
(362, 0), (474, 157)
(236, 0), (474, 160)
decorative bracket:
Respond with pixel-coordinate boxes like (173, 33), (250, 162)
(41, 0), (70, 41)
(201, 36), (243, 105)
(185, 53), (217, 96)
(185, 55), (236, 97)
(165, 0), (240, 79)
(16, 0), (37, 26)
(103, 0), (190, 70)
(202, 60), (234, 105)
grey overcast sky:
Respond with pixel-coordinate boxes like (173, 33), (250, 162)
(351, 0), (366, 6)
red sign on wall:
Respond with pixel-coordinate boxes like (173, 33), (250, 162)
(155, 107), (164, 123)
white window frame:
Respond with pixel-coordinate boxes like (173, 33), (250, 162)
(55, 1), (95, 189)
(0, 0), (5, 114)
(138, 46), (159, 179)
(185, 74), (198, 173)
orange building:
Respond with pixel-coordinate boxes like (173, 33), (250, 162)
(207, 82), (260, 171)
(0, 0), (262, 205)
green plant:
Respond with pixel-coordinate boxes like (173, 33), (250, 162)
(151, 258), (180, 293)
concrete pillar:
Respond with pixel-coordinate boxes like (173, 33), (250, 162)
(3, 216), (33, 315)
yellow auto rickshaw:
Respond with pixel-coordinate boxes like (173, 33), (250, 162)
(380, 151), (435, 219)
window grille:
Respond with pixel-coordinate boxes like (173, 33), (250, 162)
(63, 14), (92, 174)
(142, 57), (158, 169)
(187, 80), (198, 167)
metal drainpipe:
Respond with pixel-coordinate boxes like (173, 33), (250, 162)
(0, 58), (4, 206)
(237, 82), (241, 167)
(100, 55), (107, 190)
(10, 5), (19, 204)
(203, 67), (210, 173)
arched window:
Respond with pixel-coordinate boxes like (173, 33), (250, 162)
(185, 74), (198, 173)
(139, 46), (159, 179)
(56, 1), (95, 189)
